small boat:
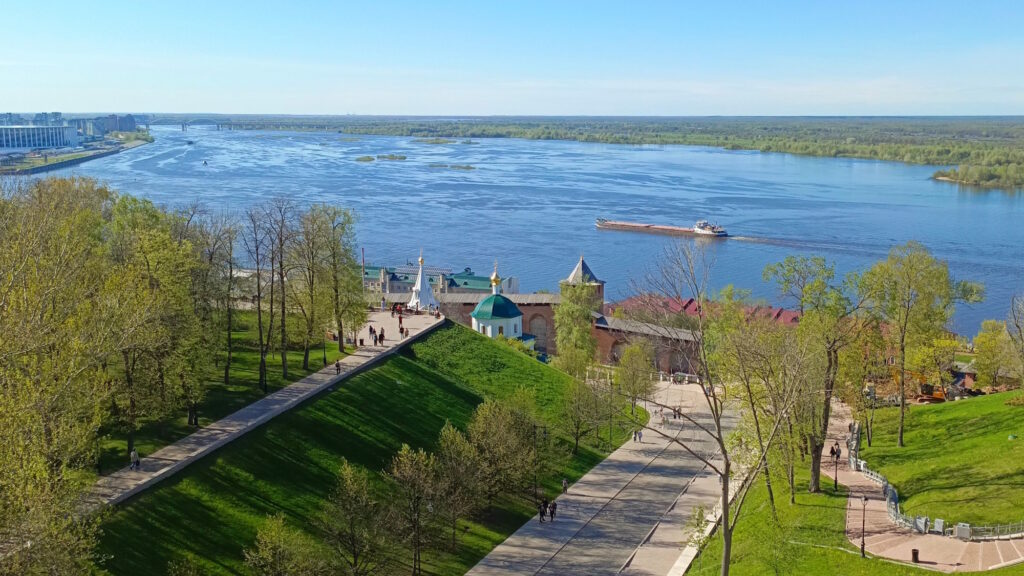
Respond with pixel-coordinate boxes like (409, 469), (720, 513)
(203, 160), (208, 166)
(186, 140), (195, 145)
(596, 218), (728, 238)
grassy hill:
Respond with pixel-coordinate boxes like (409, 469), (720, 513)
(97, 311), (345, 475)
(860, 392), (1024, 526)
(96, 322), (622, 575)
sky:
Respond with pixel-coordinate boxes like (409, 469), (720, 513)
(3, 0), (1024, 115)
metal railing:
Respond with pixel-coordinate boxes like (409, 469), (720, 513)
(849, 425), (1024, 541)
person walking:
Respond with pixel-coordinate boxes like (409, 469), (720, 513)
(379, 328), (385, 344)
(835, 443), (842, 460)
(637, 429), (643, 442)
(632, 429), (638, 442)
(129, 448), (140, 471)
(829, 444), (837, 460)
(548, 501), (557, 522)
(537, 501), (546, 523)
(334, 359), (341, 375)
(562, 478), (568, 494)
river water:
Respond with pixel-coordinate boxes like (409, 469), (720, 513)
(57, 125), (1023, 335)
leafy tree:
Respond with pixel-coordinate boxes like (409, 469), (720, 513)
(434, 422), (481, 548)
(615, 340), (656, 414)
(467, 399), (534, 506)
(862, 241), (983, 446)
(553, 281), (600, 378)
(318, 205), (365, 353)
(764, 256), (865, 492)
(385, 445), (436, 576)
(242, 206), (276, 393)
(288, 207), (330, 370)
(562, 378), (599, 454)
(320, 459), (393, 576)
(244, 514), (327, 576)
(973, 320), (1019, 388)
(264, 198), (296, 378)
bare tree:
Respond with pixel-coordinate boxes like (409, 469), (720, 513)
(242, 206), (275, 393)
(1009, 295), (1024, 388)
(628, 242), (801, 576)
(265, 198), (296, 378)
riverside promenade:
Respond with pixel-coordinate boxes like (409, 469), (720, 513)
(469, 382), (736, 576)
(88, 310), (443, 508)
(823, 403), (1024, 572)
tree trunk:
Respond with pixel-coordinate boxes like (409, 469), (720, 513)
(279, 245), (288, 379)
(719, 461), (732, 576)
(897, 340), (906, 447)
(302, 341), (310, 371)
(809, 347), (838, 493)
(808, 442), (824, 493)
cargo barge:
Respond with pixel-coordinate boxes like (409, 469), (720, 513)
(595, 218), (728, 237)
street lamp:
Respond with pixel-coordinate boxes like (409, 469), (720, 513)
(861, 494), (868, 558)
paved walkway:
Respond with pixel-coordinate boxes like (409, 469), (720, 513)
(823, 403), (1024, 572)
(469, 382), (736, 576)
(88, 310), (443, 508)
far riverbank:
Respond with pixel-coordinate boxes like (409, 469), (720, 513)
(1, 139), (151, 176)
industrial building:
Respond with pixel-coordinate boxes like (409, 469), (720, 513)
(0, 125), (80, 151)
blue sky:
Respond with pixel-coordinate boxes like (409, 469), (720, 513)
(3, 0), (1023, 115)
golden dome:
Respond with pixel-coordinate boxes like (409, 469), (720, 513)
(490, 261), (501, 286)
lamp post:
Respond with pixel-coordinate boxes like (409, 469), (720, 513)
(861, 495), (868, 558)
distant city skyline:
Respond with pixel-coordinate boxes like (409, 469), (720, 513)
(3, 0), (1023, 115)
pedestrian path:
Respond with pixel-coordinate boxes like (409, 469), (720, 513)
(823, 402), (1024, 572)
(468, 383), (735, 576)
(88, 310), (443, 508)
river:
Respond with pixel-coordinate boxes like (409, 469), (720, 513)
(56, 125), (1024, 335)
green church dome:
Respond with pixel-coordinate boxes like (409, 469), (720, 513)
(471, 294), (522, 320)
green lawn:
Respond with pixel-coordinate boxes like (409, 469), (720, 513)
(860, 392), (1024, 526)
(96, 322), (625, 575)
(689, 465), (1024, 575)
(97, 311), (345, 474)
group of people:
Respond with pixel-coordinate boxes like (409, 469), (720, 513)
(829, 441), (843, 461)
(367, 325), (387, 346)
(632, 428), (644, 442)
(537, 497), (558, 523)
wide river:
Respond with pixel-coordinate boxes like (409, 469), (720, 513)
(59, 126), (1023, 335)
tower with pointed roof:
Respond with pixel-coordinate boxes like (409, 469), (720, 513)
(407, 250), (440, 311)
(561, 255), (605, 301)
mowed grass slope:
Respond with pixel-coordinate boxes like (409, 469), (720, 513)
(689, 466), (1024, 576)
(97, 322), (617, 575)
(861, 392), (1024, 525)
(97, 311), (345, 474)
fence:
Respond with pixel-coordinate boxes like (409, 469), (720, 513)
(848, 424), (1024, 541)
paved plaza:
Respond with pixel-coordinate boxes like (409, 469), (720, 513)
(89, 310), (443, 508)
(469, 382), (736, 576)
(824, 403), (1024, 572)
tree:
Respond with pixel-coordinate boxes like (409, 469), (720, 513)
(631, 242), (802, 576)
(288, 207), (330, 370)
(385, 445), (436, 576)
(973, 320), (1018, 388)
(553, 281), (600, 378)
(863, 242), (983, 446)
(1011, 295), (1024, 388)
(319, 205), (365, 353)
(242, 206), (276, 393)
(561, 378), (599, 454)
(467, 399), (534, 507)
(320, 460), (393, 576)
(434, 422), (481, 548)
(244, 514), (327, 576)
(907, 337), (958, 398)
(265, 198), (296, 378)
(616, 340), (656, 415)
